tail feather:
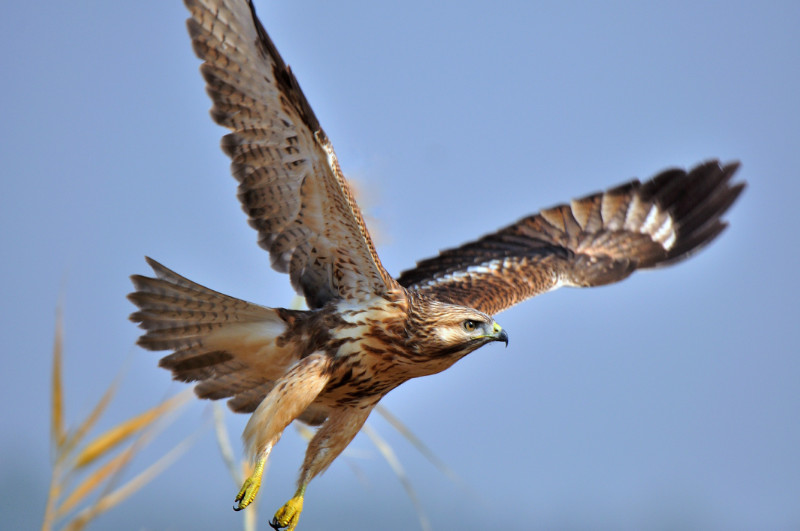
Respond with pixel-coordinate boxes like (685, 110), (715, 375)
(160, 349), (237, 377)
(227, 382), (275, 413)
(195, 371), (266, 400)
(128, 257), (302, 411)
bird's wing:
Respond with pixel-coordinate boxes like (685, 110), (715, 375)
(185, 0), (395, 308)
(398, 161), (745, 315)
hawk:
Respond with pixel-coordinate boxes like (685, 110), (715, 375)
(128, 1), (745, 529)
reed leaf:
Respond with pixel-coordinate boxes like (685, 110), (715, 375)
(361, 423), (431, 531)
(51, 307), (66, 449)
(61, 374), (120, 464)
(55, 441), (138, 518)
(74, 389), (191, 469)
(63, 428), (201, 531)
(376, 404), (466, 488)
(212, 402), (241, 485)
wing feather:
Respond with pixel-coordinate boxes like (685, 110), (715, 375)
(398, 161), (745, 315)
(185, 0), (395, 308)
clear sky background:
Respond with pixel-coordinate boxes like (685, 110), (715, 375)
(2, 1), (798, 529)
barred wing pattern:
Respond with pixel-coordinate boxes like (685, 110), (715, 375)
(398, 161), (744, 315)
(186, 0), (394, 308)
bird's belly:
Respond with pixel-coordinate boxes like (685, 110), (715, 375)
(316, 347), (407, 408)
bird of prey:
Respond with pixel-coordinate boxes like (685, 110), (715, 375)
(128, 1), (745, 529)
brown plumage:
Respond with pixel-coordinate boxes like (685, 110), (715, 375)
(398, 160), (744, 314)
(128, 1), (745, 529)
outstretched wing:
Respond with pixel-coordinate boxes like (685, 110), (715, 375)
(185, 0), (395, 308)
(398, 160), (745, 315)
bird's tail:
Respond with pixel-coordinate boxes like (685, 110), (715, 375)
(128, 257), (299, 413)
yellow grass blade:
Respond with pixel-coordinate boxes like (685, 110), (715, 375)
(63, 428), (202, 531)
(58, 389), (193, 518)
(74, 388), (193, 469)
(43, 307), (67, 531)
(361, 423), (431, 531)
(55, 441), (138, 518)
(51, 307), (66, 449)
(41, 479), (61, 531)
(61, 372), (120, 461)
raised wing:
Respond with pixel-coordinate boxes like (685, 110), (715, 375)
(398, 161), (745, 315)
(185, 0), (395, 308)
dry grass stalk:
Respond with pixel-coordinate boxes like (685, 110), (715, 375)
(42, 308), (194, 531)
(362, 423), (432, 531)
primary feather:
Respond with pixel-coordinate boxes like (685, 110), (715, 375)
(398, 160), (744, 315)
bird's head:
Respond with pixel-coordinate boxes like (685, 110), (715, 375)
(404, 298), (508, 375)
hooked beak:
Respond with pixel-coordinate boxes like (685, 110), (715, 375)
(491, 322), (509, 347)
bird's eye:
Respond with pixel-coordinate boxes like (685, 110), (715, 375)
(462, 320), (478, 332)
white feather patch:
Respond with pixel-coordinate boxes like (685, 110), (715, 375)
(653, 216), (676, 249)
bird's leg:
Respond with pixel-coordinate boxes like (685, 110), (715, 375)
(234, 353), (332, 513)
(233, 442), (272, 511)
(270, 403), (375, 530)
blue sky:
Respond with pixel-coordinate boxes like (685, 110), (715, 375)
(2, 1), (798, 529)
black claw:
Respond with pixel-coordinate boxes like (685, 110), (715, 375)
(269, 517), (285, 530)
(233, 504), (243, 512)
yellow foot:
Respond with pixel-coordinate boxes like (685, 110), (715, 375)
(233, 456), (266, 511)
(269, 492), (304, 531)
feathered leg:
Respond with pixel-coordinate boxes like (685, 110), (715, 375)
(271, 403), (374, 530)
(234, 353), (332, 511)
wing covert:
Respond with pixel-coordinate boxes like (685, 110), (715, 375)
(398, 161), (745, 315)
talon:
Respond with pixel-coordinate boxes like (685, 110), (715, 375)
(233, 455), (267, 511)
(272, 487), (305, 531)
